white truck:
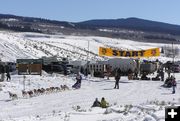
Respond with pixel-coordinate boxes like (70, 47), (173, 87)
(108, 58), (137, 74)
(107, 58), (158, 80)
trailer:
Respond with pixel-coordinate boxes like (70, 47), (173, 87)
(87, 61), (107, 77)
(107, 58), (158, 80)
(107, 58), (138, 77)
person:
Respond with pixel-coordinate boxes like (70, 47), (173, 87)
(6, 65), (11, 81)
(0, 65), (5, 82)
(134, 68), (138, 79)
(160, 70), (164, 81)
(100, 97), (109, 108)
(167, 67), (171, 78)
(72, 73), (82, 89)
(92, 98), (101, 107)
(164, 76), (172, 87)
(114, 71), (120, 89)
(76, 73), (82, 84)
(106, 65), (112, 80)
(171, 76), (177, 94)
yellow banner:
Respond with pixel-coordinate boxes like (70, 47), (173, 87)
(99, 47), (160, 57)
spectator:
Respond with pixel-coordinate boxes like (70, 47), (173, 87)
(0, 65), (5, 82)
(92, 98), (101, 107)
(160, 70), (164, 81)
(100, 97), (109, 108)
(171, 76), (177, 94)
(114, 70), (120, 89)
(6, 65), (11, 81)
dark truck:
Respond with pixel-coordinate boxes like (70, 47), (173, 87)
(140, 61), (158, 80)
(164, 61), (180, 73)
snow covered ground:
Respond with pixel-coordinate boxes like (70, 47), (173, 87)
(0, 30), (180, 121)
(0, 72), (180, 121)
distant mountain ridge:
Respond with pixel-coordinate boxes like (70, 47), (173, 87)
(0, 14), (73, 27)
(79, 18), (180, 35)
(0, 13), (180, 43)
(0, 13), (75, 33)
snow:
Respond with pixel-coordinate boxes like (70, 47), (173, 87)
(1, 18), (19, 22)
(0, 30), (180, 121)
(0, 72), (180, 121)
(0, 31), (180, 62)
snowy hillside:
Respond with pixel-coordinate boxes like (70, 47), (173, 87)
(0, 31), (180, 62)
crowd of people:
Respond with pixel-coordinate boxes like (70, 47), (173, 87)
(72, 65), (177, 95)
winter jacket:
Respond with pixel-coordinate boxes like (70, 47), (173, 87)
(100, 99), (109, 108)
(115, 75), (120, 81)
(172, 79), (177, 86)
(76, 75), (82, 84)
(92, 100), (101, 107)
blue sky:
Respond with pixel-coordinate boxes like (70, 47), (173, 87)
(0, 0), (180, 25)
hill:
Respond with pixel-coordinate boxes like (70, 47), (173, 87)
(0, 31), (180, 62)
(0, 14), (180, 43)
(79, 17), (180, 35)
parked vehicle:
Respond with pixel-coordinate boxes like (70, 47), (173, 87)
(7, 62), (17, 72)
(164, 61), (180, 73)
(42, 62), (65, 74)
(140, 61), (158, 80)
(108, 58), (137, 76)
(171, 64), (180, 73)
(140, 61), (157, 74)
